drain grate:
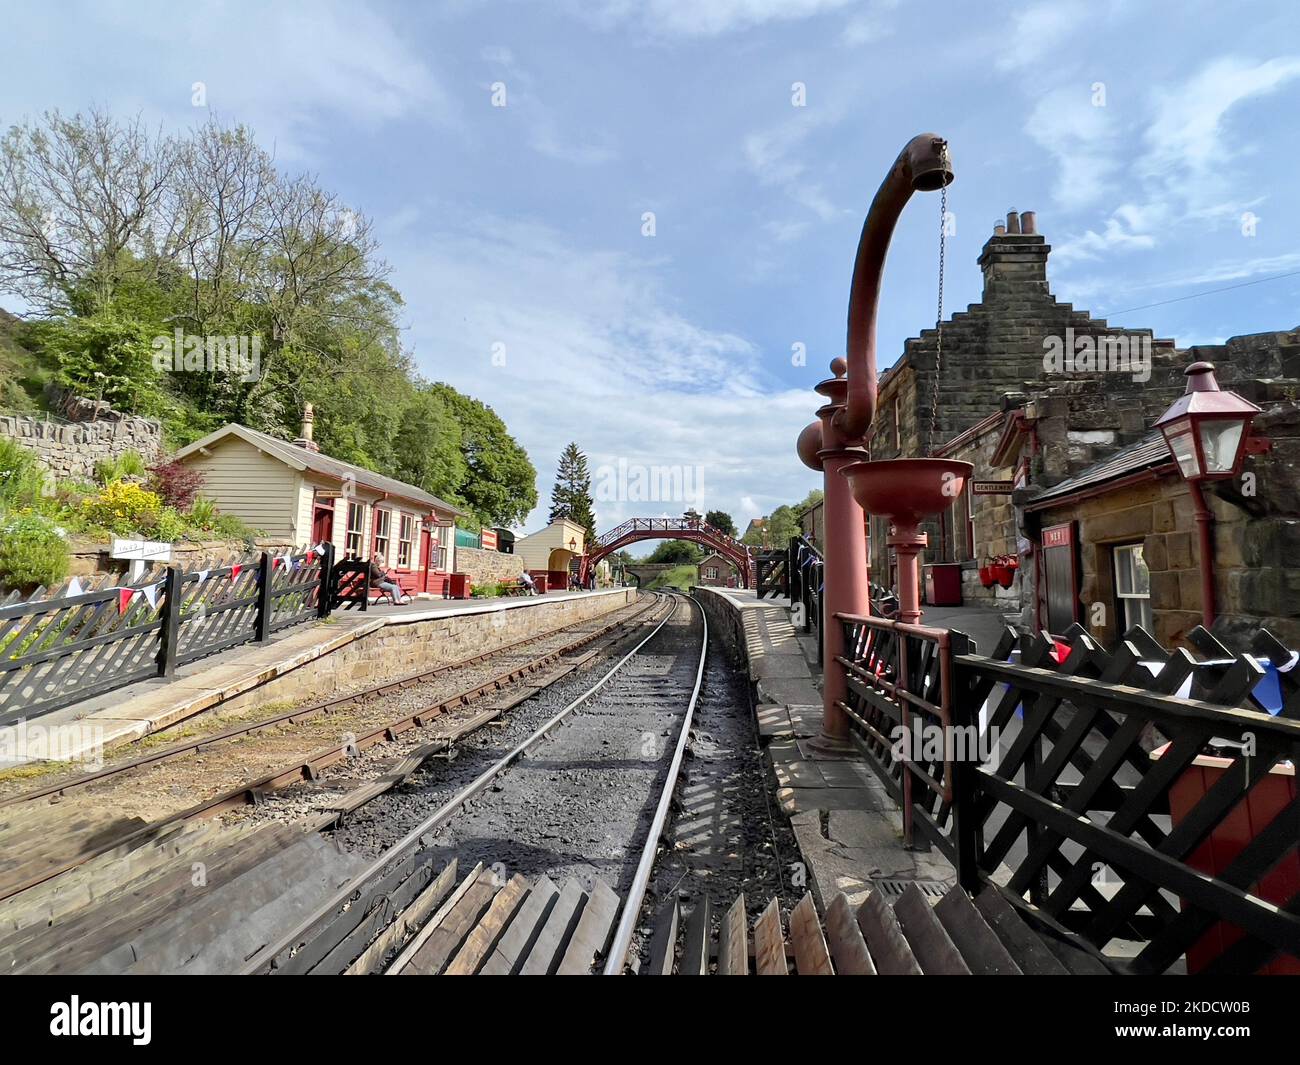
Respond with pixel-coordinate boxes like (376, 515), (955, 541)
(871, 878), (952, 899)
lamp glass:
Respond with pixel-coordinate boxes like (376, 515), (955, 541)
(1200, 418), (1244, 475)
(1162, 418), (1200, 479)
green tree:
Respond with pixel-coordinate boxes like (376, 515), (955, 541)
(646, 538), (702, 564)
(391, 390), (467, 505)
(430, 384), (537, 528)
(705, 509), (736, 537)
(548, 442), (596, 541)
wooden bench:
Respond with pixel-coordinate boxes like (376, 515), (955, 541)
(498, 579), (530, 597)
(333, 564), (421, 608)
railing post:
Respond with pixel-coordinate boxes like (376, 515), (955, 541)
(254, 551), (274, 642)
(317, 542), (335, 618)
(947, 631), (982, 894)
(157, 564), (183, 678)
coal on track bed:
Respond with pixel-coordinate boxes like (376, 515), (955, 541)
(331, 596), (706, 901)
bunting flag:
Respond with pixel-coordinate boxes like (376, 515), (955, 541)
(140, 583), (161, 610)
(230, 563), (242, 581)
(117, 587), (136, 615)
(195, 569), (210, 585)
(66, 576), (84, 598)
(271, 556), (282, 570)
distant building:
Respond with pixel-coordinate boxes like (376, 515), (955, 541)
(514, 518), (587, 590)
(171, 406), (462, 595)
(697, 551), (737, 587)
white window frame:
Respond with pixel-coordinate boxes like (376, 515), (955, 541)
(397, 513), (414, 568)
(345, 501), (365, 556)
(1113, 543), (1153, 632)
(372, 507), (391, 565)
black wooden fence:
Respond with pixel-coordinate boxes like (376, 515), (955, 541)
(836, 612), (1300, 975)
(0, 543), (334, 725)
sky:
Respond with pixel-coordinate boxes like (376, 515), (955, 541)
(3, 0), (1299, 549)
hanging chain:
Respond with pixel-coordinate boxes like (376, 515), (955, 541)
(926, 145), (949, 457)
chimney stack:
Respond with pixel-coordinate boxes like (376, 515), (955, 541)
(294, 402), (321, 452)
(980, 209), (1050, 301)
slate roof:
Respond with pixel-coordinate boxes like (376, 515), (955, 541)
(173, 423), (463, 516)
(1029, 432), (1172, 505)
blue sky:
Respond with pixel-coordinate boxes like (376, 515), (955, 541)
(3, 0), (1299, 544)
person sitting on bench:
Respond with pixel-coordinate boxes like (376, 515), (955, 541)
(368, 556), (410, 605)
(519, 571), (537, 596)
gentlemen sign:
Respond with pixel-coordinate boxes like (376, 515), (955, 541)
(972, 481), (1015, 495)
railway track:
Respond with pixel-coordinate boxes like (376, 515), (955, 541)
(1, 591), (807, 975)
(0, 593), (667, 904)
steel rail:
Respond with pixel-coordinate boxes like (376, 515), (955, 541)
(242, 592), (683, 975)
(0, 596), (669, 904)
(601, 593), (709, 974)
(0, 593), (660, 810)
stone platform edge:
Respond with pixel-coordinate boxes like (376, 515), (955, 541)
(691, 586), (955, 911)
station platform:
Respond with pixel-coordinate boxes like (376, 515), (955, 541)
(695, 587), (1008, 911)
(0, 588), (635, 770)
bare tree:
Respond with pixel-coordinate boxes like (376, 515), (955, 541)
(0, 109), (185, 314)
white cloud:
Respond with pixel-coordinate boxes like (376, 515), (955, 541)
(1024, 84), (1119, 209)
(995, 1), (1089, 72)
(582, 0), (856, 37)
(391, 211), (820, 531)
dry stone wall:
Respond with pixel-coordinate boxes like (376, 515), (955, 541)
(0, 410), (163, 483)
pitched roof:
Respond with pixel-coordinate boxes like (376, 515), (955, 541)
(173, 423), (463, 516)
(1028, 432), (1173, 507)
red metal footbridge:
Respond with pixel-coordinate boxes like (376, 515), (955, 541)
(582, 518), (754, 588)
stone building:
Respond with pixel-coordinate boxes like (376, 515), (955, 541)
(697, 551), (738, 587)
(869, 210), (1300, 649)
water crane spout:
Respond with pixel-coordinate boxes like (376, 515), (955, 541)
(835, 134), (952, 442)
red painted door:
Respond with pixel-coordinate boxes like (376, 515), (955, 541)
(312, 504), (334, 545)
(418, 528), (432, 593)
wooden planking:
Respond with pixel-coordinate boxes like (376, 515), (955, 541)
(973, 887), (1069, 976)
(717, 893), (748, 975)
(680, 895), (713, 976)
(856, 890), (923, 976)
(444, 873), (530, 975)
(519, 879), (586, 976)
(556, 880), (620, 975)
(894, 884), (971, 975)
(934, 888), (1021, 975)
(788, 892), (834, 975)
(402, 870), (499, 975)
(645, 899), (679, 975)
(346, 860), (458, 975)
(479, 876), (560, 976)
(753, 896), (788, 975)
(824, 893), (875, 975)
(385, 861), (481, 975)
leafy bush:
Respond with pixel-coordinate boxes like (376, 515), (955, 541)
(187, 495), (217, 528)
(94, 450), (149, 486)
(80, 480), (163, 535)
(0, 437), (47, 508)
(36, 312), (159, 413)
(147, 459), (205, 509)
(153, 506), (186, 542)
(0, 511), (69, 590)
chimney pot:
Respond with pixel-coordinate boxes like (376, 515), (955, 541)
(1006, 210), (1021, 235)
(294, 402), (321, 452)
(1021, 210), (1037, 235)
(994, 221), (1007, 236)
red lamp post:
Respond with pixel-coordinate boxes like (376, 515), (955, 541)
(796, 134), (968, 751)
(1153, 361), (1261, 628)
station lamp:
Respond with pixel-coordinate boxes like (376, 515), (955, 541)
(1154, 362), (1261, 481)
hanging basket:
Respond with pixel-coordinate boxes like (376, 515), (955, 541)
(995, 566), (1015, 588)
(978, 565), (995, 587)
